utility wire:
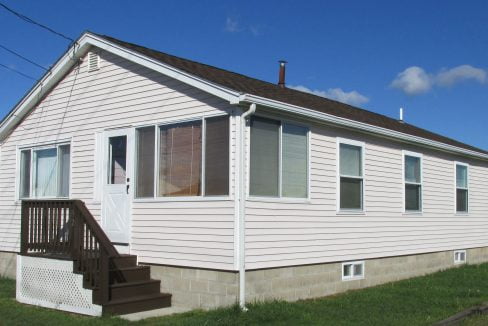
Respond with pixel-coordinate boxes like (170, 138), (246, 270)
(0, 63), (37, 80)
(0, 43), (48, 71)
(0, 1), (74, 43)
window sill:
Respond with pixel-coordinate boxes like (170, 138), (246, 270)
(246, 196), (311, 204)
(455, 212), (470, 216)
(403, 211), (423, 216)
(336, 210), (365, 216)
(133, 196), (233, 203)
(342, 276), (365, 282)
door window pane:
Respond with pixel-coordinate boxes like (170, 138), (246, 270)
(108, 136), (127, 184)
(405, 156), (421, 183)
(405, 184), (421, 211)
(58, 145), (70, 197)
(249, 117), (280, 197)
(159, 121), (202, 196)
(282, 124), (308, 198)
(205, 116), (229, 196)
(136, 127), (155, 198)
(33, 148), (58, 197)
(340, 144), (362, 177)
(340, 177), (362, 209)
(19, 150), (31, 198)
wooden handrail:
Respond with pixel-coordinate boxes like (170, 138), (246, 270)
(20, 199), (119, 304)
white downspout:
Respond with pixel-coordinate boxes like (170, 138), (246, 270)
(239, 103), (256, 310)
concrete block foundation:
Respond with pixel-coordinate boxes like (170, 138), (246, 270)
(0, 251), (16, 279)
(146, 247), (488, 310)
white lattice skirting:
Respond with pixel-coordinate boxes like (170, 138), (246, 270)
(16, 255), (102, 316)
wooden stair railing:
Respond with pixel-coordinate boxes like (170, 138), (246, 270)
(20, 199), (120, 305)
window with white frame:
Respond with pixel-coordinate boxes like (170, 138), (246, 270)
(19, 143), (71, 198)
(456, 163), (468, 213)
(404, 153), (422, 211)
(339, 140), (364, 210)
(454, 250), (466, 264)
(249, 116), (309, 198)
(342, 261), (364, 280)
(134, 115), (229, 198)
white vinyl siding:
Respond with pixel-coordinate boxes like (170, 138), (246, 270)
(1, 45), (488, 273)
(0, 50), (236, 270)
(245, 125), (488, 270)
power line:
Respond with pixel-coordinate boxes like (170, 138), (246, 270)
(0, 63), (37, 81)
(0, 1), (74, 43)
(0, 43), (48, 71)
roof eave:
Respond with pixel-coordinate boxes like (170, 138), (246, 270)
(240, 94), (488, 161)
(0, 32), (242, 142)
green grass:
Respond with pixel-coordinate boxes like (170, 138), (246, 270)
(461, 314), (488, 326)
(3, 263), (488, 325)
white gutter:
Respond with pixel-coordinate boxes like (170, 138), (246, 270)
(238, 103), (256, 310)
(239, 94), (488, 161)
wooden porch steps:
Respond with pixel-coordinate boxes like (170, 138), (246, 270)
(21, 199), (171, 316)
(81, 254), (171, 314)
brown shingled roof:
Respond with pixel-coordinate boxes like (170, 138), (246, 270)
(97, 33), (488, 156)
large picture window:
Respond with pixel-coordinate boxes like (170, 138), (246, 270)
(456, 163), (468, 212)
(339, 141), (364, 210)
(404, 152), (422, 211)
(19, 143), (71, 199)
(135, 115), (229, 198)
(249, 116), (308, 198)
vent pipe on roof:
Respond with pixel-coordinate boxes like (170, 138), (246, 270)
(278, 60), (287, 88)
(399, 107), (404, 123)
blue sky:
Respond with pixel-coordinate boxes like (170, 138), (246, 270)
(1, 0), (487, 149)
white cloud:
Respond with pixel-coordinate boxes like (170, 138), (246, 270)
(224, 17), (241, 33)
(290, 85), (369, 106)
(390, 66), (432, 95)
(391, 65), (487, 95)
(436, 65), (487, 86)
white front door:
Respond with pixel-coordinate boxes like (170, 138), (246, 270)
(102, 128), (133, 244)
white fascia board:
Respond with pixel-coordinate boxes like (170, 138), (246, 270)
(83, 33), (242, 103)
(240, 94), (488, 161)
(0, 41), (90, 141)
(0, 32), (241, 142)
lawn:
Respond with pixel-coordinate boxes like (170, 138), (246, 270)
(2, 263), (488, 325)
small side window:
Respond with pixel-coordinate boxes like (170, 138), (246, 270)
(454, 250), (466, 264)
(338, 140), (364, 211)
(456, 164), (468, 213)
(342, 261), (365, 281)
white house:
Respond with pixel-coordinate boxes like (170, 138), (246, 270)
(1, 31), (487, 316)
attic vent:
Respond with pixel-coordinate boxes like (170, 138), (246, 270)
(87, 52), (99, 72)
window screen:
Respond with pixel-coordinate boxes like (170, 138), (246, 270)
(159, 121), (202, 196)
(404, 155), (422, 211)
(249, 117), (280, 197)
(136, 126), (155, 198)
(456, 164), (468, 212)
(282, 124), (308, 198)
(205, 116), (229, 196)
